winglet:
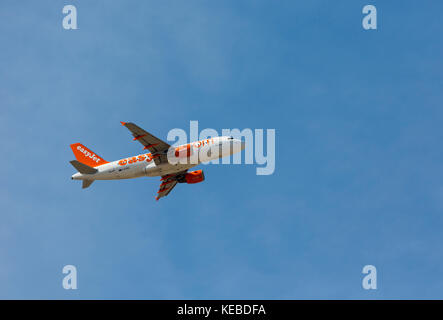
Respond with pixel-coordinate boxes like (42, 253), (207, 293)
(120, 121), (127, 126)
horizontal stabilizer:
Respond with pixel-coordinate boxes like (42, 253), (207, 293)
(82, 179), (94, 189)
(69, 160), (98, 174)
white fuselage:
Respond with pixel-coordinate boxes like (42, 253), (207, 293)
(71, 136), (245, 181)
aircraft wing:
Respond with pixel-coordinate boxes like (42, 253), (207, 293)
(121, 122), (171, 164)
(156, 171), (187, 200)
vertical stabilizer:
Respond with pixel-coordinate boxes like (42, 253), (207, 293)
(70, 143), (109, 167)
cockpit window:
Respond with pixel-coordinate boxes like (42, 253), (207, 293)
(228, 136), (234, 140)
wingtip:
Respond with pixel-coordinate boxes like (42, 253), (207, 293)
(120, 121), (127, 126)
(156, 196), (159, 201)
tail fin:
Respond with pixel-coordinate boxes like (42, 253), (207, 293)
(70, 143), (109, 167)
(70, 160), (98, 174)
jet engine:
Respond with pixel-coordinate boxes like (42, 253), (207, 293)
(177, 170), (205, 184)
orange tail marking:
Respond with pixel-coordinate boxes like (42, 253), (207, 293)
(70, 143), (109, 167)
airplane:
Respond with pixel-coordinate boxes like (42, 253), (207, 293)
(70, 122), (246, 200)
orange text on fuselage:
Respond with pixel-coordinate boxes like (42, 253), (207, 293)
(117, 139), (215, 166)
(118, 153), (159, 166)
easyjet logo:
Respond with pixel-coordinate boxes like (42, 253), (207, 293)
(192, 138), (214, 148)
(77, 145), (102, 163)
(118, 153), (159, 166)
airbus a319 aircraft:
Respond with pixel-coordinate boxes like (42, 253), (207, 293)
(70, 122), (245, 200)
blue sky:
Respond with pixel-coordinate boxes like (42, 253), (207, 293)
(1, 0), (443, 299)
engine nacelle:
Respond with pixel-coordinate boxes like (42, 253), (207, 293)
(174, 144), (193, 158)
(185, 170), (205, 184)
